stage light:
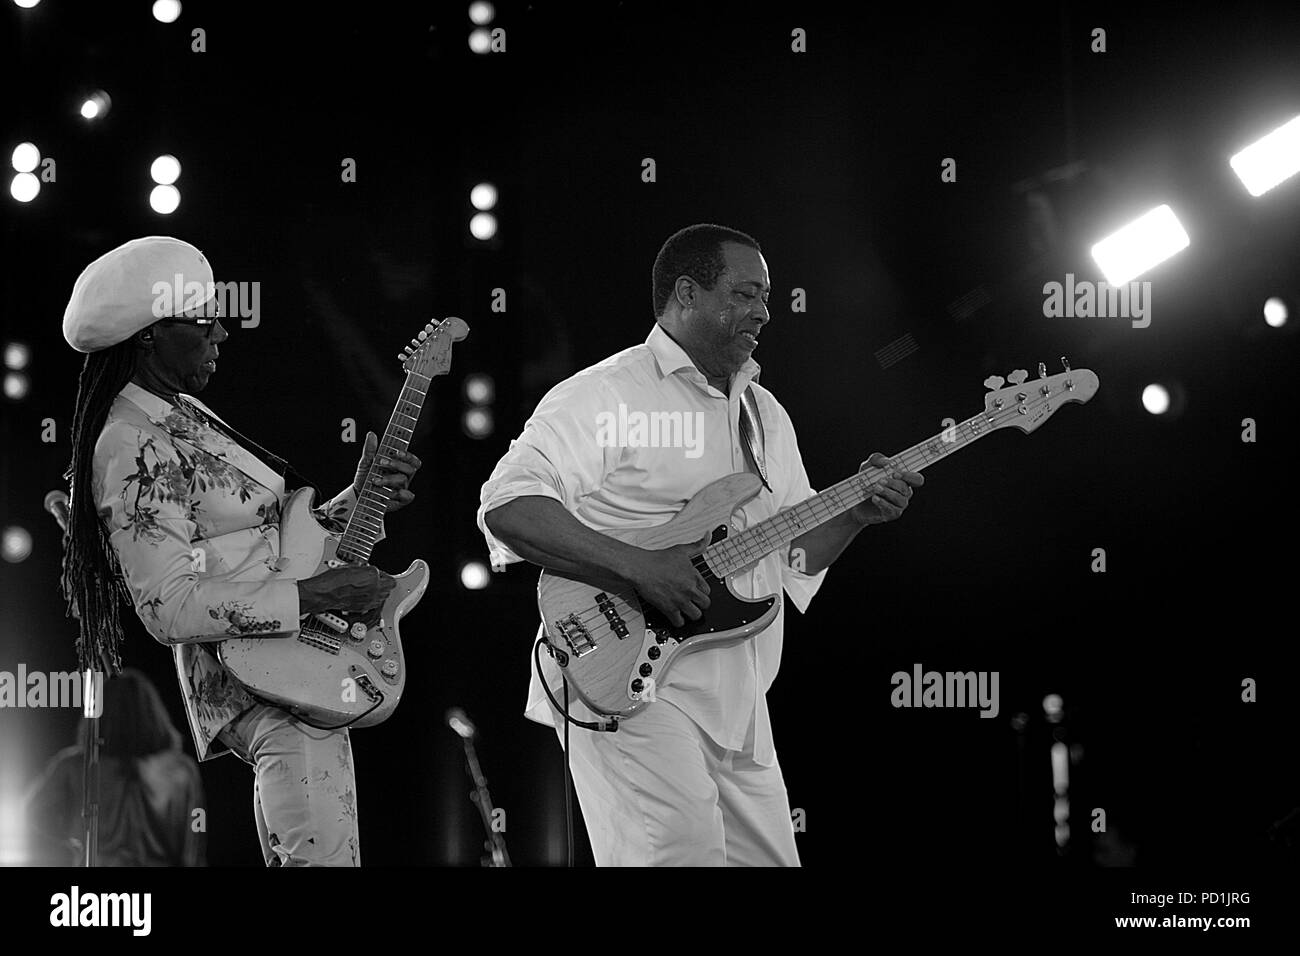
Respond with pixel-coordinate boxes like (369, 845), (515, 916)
(79, 90), (112, 121)
(3, 371), (29, 399)
(1141, 383), (1170, 415)
(1042, 693), (1063, 722)
(9, 173), (39, 203)
(459, 559), (490, 590)
(465, 373), (495, 404)
(1263, 297), (1288, 328)
(1230, 115), (1300, 197)
(150, 154), (181, 185)
(149, 184), (180, 215)
(1090, 204), (1189, 285)
(469, 28), (491, 54)
(2, 526), (32, 563)
(469, 212), (497, 240)
(4, 342), (30, 370)
(11, 142), (39, 173)
(462, 407), (494, 438)
(470, 182), (498, 211)
(469, 1), (494, 25)
(13, 0), (40, 8)
(0, 791), (27, 867)
(152, 0), (181, 23)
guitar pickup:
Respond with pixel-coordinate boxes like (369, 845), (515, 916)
(554, 614), (596, 658)
(595, 592), (629, 639)
(315, 612), (349, 633)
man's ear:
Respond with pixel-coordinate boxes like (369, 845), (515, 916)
(674, 274), (696, 311)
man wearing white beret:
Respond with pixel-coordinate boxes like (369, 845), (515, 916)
(59, 236), (422, 866)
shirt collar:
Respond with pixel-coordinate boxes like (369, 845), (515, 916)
(645, 322), (761, 393)
(119, 380), (183, 421)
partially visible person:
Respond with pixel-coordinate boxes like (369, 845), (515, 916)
(24, 668), (206, 867)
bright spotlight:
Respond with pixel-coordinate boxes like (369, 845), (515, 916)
(9, 173), (39, 203)
(459, 560), (490, 590)
(1230, 115), (1300, 197)
(1141, 383), (1170, 415)
(469, 28), (491, 54)
(1090, 204), (1189, 285)
(4, 342), (30, 370)
(3, 372), (28, 399)
(470, 182), (498, 210)
(13, 0), (41, 8)
(462, 407), (494, 438)
(469, 212), (497, 240)
(79, 90), (112, 120)
(2, 526), (33, 563)
(150, 154), (181, 185)
(152, 0), (181, 23)
(11, 142), (39, 173)
(1263, 297), (1288, 328)
(469, 2), (495, 25)
(464, 373), (495, 404)
(149, 184), (180, 215)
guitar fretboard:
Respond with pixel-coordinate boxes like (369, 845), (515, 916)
(701, 411), (995, 578)
(336, 369), (433, 564)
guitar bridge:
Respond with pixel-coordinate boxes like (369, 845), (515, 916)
(554, 613), (596, 658)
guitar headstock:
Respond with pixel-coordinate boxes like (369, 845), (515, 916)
(399, 317), (470, 379)
(981, 358), (1098, 433)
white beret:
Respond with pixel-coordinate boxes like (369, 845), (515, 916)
(63, 236), (215, 353)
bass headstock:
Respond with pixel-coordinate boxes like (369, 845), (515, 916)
(981, 358), (1099, 434)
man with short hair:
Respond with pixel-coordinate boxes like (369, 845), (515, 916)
(478, 223), (923, 865)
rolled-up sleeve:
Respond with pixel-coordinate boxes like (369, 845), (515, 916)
(94, 421), (300, 645)
(769, 398), (829, 614)
(477, 373), (620, 571)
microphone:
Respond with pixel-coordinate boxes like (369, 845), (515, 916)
(45, 490), (70, 533)
(446, 706), (477, 740)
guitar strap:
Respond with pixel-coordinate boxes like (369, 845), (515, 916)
(177, 396), (323, 495)
(738, 385), (773, 493)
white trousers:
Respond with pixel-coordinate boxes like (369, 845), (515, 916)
(219, 704), (361, 867)
(553, 697), (800, 867)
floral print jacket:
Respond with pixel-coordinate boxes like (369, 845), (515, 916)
(94, 382), (381, 760)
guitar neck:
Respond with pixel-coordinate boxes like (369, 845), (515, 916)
(337, 369), (433, 564)
(703, 410), (997, 578)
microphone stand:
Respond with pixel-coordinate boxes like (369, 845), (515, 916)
(459, 734), (511, 867)
(82, 665), (105, 868)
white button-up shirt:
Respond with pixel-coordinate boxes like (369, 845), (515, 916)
(477, 323), (827, 766)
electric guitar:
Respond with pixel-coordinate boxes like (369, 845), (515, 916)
(220, 316), (469, 728)
(537, 360), (1098, 719)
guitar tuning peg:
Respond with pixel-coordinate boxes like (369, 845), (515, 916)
(1038, 362), (1047, 379)
(418, 330), (428, 340)
(983, 375), (1005, 391)
(1060, 356), (1071, 372)
(1007, 369), (1028, 386)
(397, 353), (407, 362)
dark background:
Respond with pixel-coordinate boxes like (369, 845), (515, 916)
(2, 0), (1298, 874)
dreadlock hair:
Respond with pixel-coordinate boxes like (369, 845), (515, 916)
(62, 338), (139, 675)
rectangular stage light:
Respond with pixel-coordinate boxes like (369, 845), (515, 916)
(1230, 115), (1300, 197)
(1090, 204), (1190, 285)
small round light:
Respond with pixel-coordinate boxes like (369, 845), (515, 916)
(2, 526), (33, 563)
(462, 407), (494, 438)
(1141, 383), (1170, 415)
(150, 154), (181, 185)
(10, 172), (39, 202)
(80, 99), (99, 119)
(464, 374), (495, 404)
(149, 184), (180, 214)
(469, 212), (497, 240)
(11, 142), (39, 173)
(1263, 296), (1288, 328)
(4, 371), (29, 399)
(459, 560), (490, 590)
(468, 28), (491, 54)
(470, 182), (498, 211)
(4, 342), (30, 370)
(468, 2), (494, 25)
(152, 0), (182, 23)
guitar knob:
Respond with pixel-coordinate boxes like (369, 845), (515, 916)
(381, 659), (399, 677)
(1007, 369), (1028, 386)
(983, 375), (1005, 391)
(631, 678), (644, 694)
(350, 623), (368, 641)
(639, 663), (653, 677)
(367, 639), (384, 658)
(647, 646), (661, 660)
